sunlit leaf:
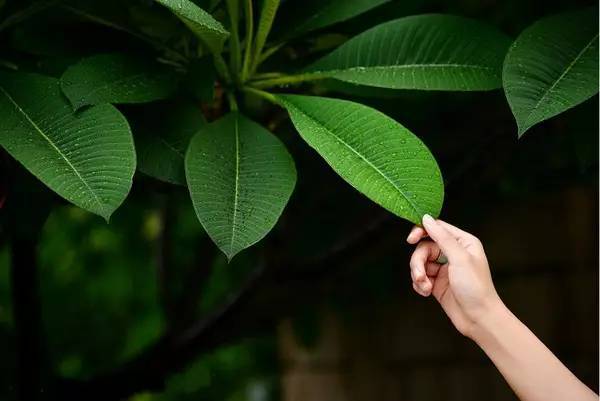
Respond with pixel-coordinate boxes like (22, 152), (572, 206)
(61, 53), (178, 110)
(306, 14), (511, 90)
(278, 94), (443, 223)
(0, 72), (135, 220)
(185, 113), (296, 259)
(503, 8), (599, 136)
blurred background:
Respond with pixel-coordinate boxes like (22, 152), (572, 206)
(0, 0), (597, 400)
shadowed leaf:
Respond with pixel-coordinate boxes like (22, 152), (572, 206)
(503, 8), (599, 136)
(185, 113), (296, 259)
(61, 53), (178, 109)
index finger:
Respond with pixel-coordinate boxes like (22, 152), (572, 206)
(406, 226), (429, 244)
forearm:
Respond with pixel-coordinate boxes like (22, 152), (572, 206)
(470, 301), (597, 401)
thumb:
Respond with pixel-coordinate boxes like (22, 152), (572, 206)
(422, 214), (465, 261)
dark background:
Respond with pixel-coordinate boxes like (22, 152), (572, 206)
(0, 0), (597, 400)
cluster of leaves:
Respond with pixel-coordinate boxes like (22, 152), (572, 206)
(0, 0), (597, 260)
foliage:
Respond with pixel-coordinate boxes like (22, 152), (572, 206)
(0, 0), (596, 257)
(0, 0), (597, 400)
(503, 8), (599, 135)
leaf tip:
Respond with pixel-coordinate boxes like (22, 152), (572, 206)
(101, 211), (112, 224)
(516, 125), (530, 138)
(225, 250), (238, 263)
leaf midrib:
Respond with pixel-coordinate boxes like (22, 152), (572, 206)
(286, 100), (423, 218)
(0, 85), (104, 211)
(310, 63), (498, 75)
(229, 115), (241, 256)
(521, 32), (599, 129)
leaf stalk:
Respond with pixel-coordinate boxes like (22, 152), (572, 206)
(249, 73), (324, 88)
(240, 0), (254, 81)
(250, 0), (281, 75)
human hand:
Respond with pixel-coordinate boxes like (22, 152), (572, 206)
(406, 215), (502, 338)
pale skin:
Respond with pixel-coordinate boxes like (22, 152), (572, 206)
(407, 214), (598, 401)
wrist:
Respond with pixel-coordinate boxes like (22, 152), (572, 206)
(467, 296), (511, 343)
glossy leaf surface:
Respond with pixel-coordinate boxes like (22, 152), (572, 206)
(0, 72), (135, 220)
(278, 94), (443, 224)
(154, 0), (229, 52)
(306, 14), (511, 91)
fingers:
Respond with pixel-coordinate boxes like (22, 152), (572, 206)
(409, 241), (440, 296)
(426, 261), (441, 276)
(421, 214), (466, 261)
(413, 281), (432, 297)
(406, 226), (428, 244)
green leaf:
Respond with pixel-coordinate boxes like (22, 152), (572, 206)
(154, 0), (229, 53)
(305, 14), (511, 90)
(502, 8), (599, 136)
(276, 0), (390, 39)
(132, 100), (206, 185)
(0, 72), (135, 220)
(277, 94), (443, 224)
(60, 53), (178, 110)
(185, 113), (296, 259)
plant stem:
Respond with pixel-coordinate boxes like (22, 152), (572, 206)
(242, 87), (278, 104)
(252, 72), (285, 80)
(213, 53), (232, 84)
(240, 0), (254, 81)
(226, 0), (241, 77)
(257, 42), (285, 65)
(250, 0), (280, 75)
(249, 73), (324, 88)
(227, 91), (239, 111)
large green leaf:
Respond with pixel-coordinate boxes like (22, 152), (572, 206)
(305, 14), (511, 90)
(503, 8), (599, 136)
(61, 53), (178, 110)
(275, 0), (390, 39)
(277, 94), (443, 223)
(185, 113), (296, 259)
(154, 0), (229, 53)
(132, 100), (206, 185)
(0, 72), (135, 220)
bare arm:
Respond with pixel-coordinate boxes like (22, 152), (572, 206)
(407, 215), (597, 401)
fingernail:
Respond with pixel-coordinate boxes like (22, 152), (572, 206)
(422, 214), (436, 226)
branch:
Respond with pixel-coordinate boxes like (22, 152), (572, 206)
(53, 128), (510, 400)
